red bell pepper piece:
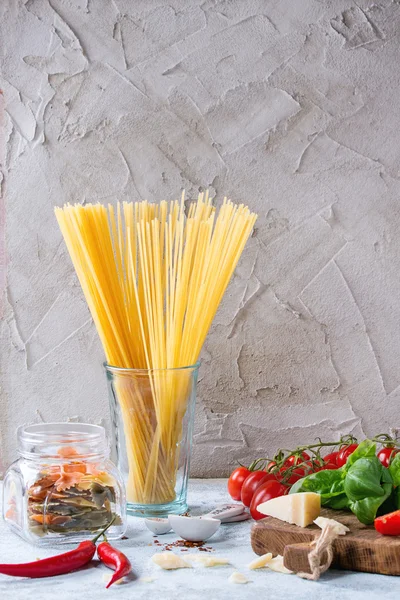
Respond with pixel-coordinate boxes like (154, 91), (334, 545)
(374, 510), (400, 536)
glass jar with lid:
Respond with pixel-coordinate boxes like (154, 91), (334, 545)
(2, 423), (126, 545)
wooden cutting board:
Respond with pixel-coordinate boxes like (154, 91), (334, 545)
(251, 508), (400, 576)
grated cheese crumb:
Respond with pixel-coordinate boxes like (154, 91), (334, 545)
(151, 552), (191, 570)
(185, 554), (230, 567)
(229, 571), (250, 584)
(314, 516), (350, 536)
(267, 555), (292, 574)
(248, 552), (273, 570)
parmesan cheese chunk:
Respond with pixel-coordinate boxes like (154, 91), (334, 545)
(228, 571), (250, 584)
(185, 554), (230, 567)
(257, 492), (321, 527)
(267, 555), (292, 574)
(314, 516), (349, 536)
(247, 553), (273, 570)
(151, 552), (191, 570)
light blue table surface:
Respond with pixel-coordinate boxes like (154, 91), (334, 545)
(1, 479), (399, 599)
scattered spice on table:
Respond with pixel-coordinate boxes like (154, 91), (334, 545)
(152, 538), (214, 552)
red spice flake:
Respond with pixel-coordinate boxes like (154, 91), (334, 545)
(152, 537), (214, 552)
(154, 540), (214, 552)
(174, 540), (204, 548)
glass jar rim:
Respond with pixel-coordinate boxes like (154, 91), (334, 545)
(17, 423), (108, 460)
(104, 360), (201, 374)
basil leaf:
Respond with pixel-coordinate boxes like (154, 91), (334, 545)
(344, 457), (385, 501)
(349, 483), (393, 525)
(290, 440), (396, 525)
(327, 493), (350, 510)
(389, 452), (400, 487)
(382, 465), (393, 484)
(344, 439), (376, 470)
(289, 468), (344, 499)
(344, 456), (394, 524)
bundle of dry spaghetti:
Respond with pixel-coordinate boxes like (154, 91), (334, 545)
(55, 192), (257, 504)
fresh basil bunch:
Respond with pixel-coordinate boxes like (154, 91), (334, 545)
(290, 440), (400, 524)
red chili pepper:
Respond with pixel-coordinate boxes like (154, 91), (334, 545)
(0, 541), (96, 579)
(0, 517), (116, 579)
(97, 541), (131, 588)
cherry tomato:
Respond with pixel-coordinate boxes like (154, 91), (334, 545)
(278, 457), (319, 484)
(336, 444), (358, 467)
(266, 460), (277, 472)
(257, 473), (278, 488)
(377, 447), (398, 468)
(324, 451), (339, 465)
(306, 459), (325, 472)
(241, 471), (269, 506)
(250, 480), (288, 520)
(241, 472), (278, 507)
(284, 452), (310, 467)
(228, 467), (250, 501)
(319, 462), (338, 470)
(278, 466), (307, 484)
(375, 510), (400, 536)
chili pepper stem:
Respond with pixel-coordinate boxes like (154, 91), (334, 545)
(92, 515), (116, 544)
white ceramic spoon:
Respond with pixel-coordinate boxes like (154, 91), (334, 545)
(145, 503), (247, 537)
(203, 504), (245, 521)
(145, 517), (172, 535)
(168, 514), (221, 542)
(220, 512), (251, 523)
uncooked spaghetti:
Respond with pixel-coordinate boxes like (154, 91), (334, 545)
(55, 192), (257, 503)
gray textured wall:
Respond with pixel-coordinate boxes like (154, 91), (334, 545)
(2, 0), (400, 477)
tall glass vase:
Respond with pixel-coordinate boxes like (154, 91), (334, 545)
(105, 363), (199, 517)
